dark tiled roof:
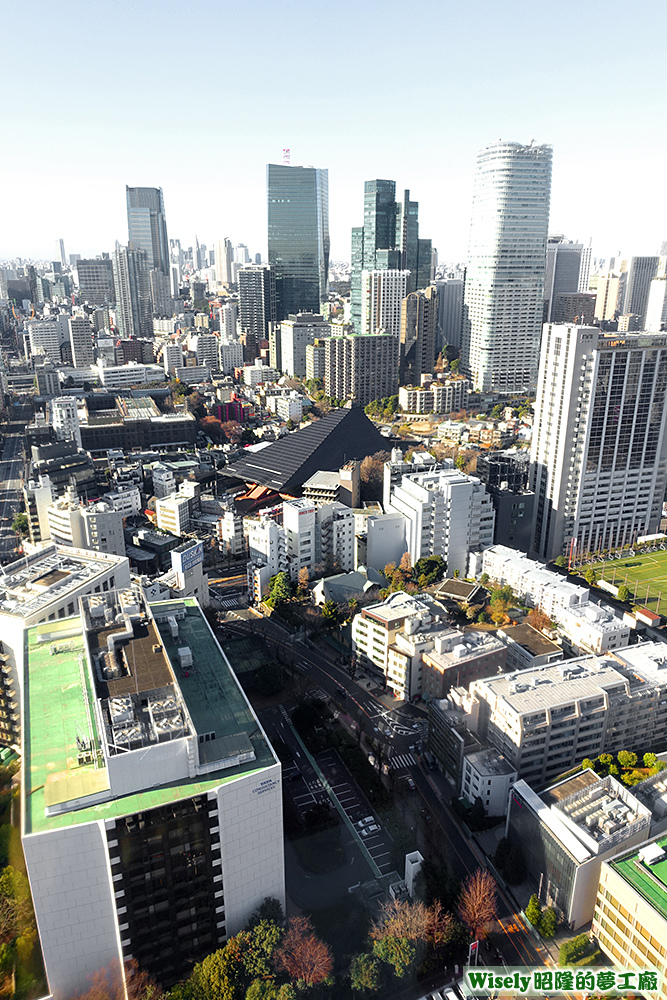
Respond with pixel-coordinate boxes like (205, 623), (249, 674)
(226, 406), (388, 492)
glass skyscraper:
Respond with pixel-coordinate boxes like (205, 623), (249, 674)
(461, 141), (552, 394)
(126, 186), (170, 276)
(266, 164), (329, 321)
(350, 181), (431, 332)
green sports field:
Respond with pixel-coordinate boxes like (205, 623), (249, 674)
(590, 547), (667, 611)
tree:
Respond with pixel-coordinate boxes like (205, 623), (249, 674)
(243, 920), (283, 981)
(617, 750), (638, 768)
(372, 936), (416, 978)
(554, 556), (567, 568)
(348, 597), (360, 616)
(644, 752), (658, 769)
(581, 758), (596, 772)
(188, 937), (246, 1000)
(75, 960), (163, 1000)
(267, 572), (292, 607)
(584, 567), (598, 587)
(321, 600), (339, 625)
(458, 869), (497, 940)
(349, 953), (382, 993)
(527, 607), (552, 633)
(11, 513), (28, 537)
(539, 907), (558, 939)
(359, 451), (390, 501)
(273, 916), (332, 987)
(247, 898), (284, 930)
(559, 932), (591, 967)
(399, 552), (412, 574)
(480, 573), (490, 587)
(297, 567), (310, 595)
(525, 894), (542, 928)
(617, 584), (630, 603)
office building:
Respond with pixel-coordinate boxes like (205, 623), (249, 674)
(214, 238), (233, 286)
(280, 312), (331, 377)
(594, 271), (622, 321)
(69, 315), (95, 368)
(621, 256), (660, 326)
(421, 629), (507, 701)
(645, 262), (667, 333)
(27, 317), (70, 365)
(302, 462), (360, 509)
(22, 475), (55, 544)
(156, 481), (200, 536)
(21, 591), (284, 997)
(386, 460), (495, 575)
(219, 340), (244, 374)
(78, 396), (195, 452)
(350, 180), (432, 333)
(51, 396), (82, 449)
(112, 245), (153, 339)
(361, 268), (409, 338)
(323, 332), (399, 405)
(593, 836), (667, 998)
(191, 333), (220, 372)
(47, 491), (126, 557)
(530, 325), (667, 562)
(126, 185), (170, 275)
(150, 268), (173, 317)
(544, 237), (583, 322)
(238, 264), (276, 341)
(462, 141), (553, 393)
(434, 278), (464, 352)
(462, 748), (517, 817)
(507, 771), (650, 928)
(76, 258), (116, 306)
(162, 340), (184, 374)
(400, 285), (439, 384)
(475, 452), (534, 552)
(551, 291), (596, 325)
(219, 300), (238, 339)
(34, 363), (61, 397)
(267, 163), (329, 320)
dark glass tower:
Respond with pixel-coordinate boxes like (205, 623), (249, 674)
(126, 186), (170, 277)
(267, 164), (329, 321)
(350, 181), (431, 330)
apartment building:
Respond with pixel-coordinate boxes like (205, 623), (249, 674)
(398, 376), (471, 415)
(323, 332), (399, 405)
(421, 629), (507, 701)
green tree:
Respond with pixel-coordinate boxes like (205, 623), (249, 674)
(539, 907), (558, 939)
(321, 600), (339, 625)
(267, 572), (292, 607)
(598, 753), (613, 767)
(11, 513), (28, 537)
(188, 939), (245, 1000)
(372, 936), (415, 978)
(525, 894), (542, 928)
(581, 758), (596, 772)
(617, 750), (638, 768)
(349, 953), (382, 993)
(247, 898), (284, 929)
(616, 584), (630, 603)
(243, 920), (282, 981)
(584, 567), (598, 587)
(245, 981), (277, 1000)
(554, 555), (567, 568)
(559, 933), (591, 966)
(644, 752), (658, 769)
(479, 573), (490, 586)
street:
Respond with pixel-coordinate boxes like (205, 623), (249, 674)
(0, 421), (26, 564)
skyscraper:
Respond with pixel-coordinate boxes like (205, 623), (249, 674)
(215, 237), (233, 286)
(350, 181), (431, 332)
(621, 256), (660, 327)
(76, 258), (116, 307)
(544, 237), (583, 322)
(462, 141), (553, 393)
(267, 163), (329, 321)
(112, 245), (153, 339)
(126, 186), (170, 276)
(360, 269), (409, 338)
(238, 264), (276, 341)
(400, 286), (439, 384)
(530, 324), (667, 563)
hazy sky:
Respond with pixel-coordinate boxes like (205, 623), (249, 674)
(2, 0), (665, 264)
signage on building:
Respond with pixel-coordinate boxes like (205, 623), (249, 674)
(179, 541), (204, 571)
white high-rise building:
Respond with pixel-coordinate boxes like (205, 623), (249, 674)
(279, 312), (331, 377)
(27, 316), (69, 364)
(219, 340), (244, 374)
(462, 140), (553, 393)
(51, 396), (82, 449)
(386, 460), (495, 575)
(162, 340), (184, 374)
(360, 269), (409, 338)
(530, 325), (667, 562)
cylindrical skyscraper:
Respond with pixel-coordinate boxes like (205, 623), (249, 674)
(462, 141), (552, 394)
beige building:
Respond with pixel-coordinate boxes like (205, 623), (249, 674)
(593, 837), (667, 1000)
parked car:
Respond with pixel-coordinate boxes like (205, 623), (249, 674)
(361, 824), (381, 837)
(356, 816), (374, 829)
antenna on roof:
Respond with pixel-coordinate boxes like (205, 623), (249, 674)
(282, 148), (291, 166)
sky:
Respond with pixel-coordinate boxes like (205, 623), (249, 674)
(2, 0), (665, 264)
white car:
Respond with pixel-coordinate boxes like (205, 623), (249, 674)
(356, 816), (374, 829)
(361, 824), (381, 837)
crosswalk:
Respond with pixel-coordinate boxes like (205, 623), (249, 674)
(217, 598), (239, 608)
(389, 753), (416, 770)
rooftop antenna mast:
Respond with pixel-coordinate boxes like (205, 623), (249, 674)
(282, 148), (291, 166)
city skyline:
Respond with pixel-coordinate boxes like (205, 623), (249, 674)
(1, 0), (664, 262)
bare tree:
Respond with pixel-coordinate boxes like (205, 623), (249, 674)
(458, 869), (497, 940)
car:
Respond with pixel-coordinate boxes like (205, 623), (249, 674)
(406, 777), (416, 791)
(361, 824), (380, 837)
(336, 687), (347, 698)
(367, 754), (376, 767)
(356, 816), (374, 829)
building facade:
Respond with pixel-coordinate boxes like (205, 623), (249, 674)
(126, 186), (170, 275)
(462, 141), (553, 393)
(267, 163), (329, 320)
(530, 326), (667, 562)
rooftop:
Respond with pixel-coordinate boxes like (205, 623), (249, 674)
(22, 598), (276, 836)
(0, 545), (127, 620)
(474, 656), (632, 713)
(464, 747), (516, 777)
(498, 623), (563, 657)
(611, 835), (667, 921)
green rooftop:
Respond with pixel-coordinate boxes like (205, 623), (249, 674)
(23, 601), (276, 837)
(611, 836), (667, 921)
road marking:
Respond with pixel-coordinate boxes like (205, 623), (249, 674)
(389, 753), (416, 770)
